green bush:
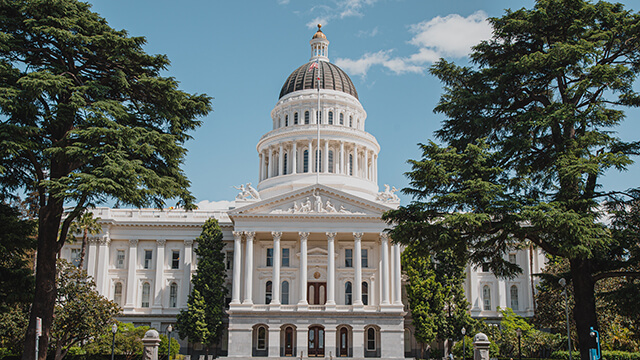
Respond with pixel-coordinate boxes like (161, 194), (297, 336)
(552, 350), (640, 360)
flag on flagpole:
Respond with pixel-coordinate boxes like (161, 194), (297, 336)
(308, 62), (318, 71)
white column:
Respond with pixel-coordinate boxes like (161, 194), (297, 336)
(278, 143), (284, 176)
(95, 234), (110, 296)
(353, 144), (359, 177)
(259, 152), (264, 181)
(380, 233), (390, 305)
(181, 239), (193, 307)
(86, 238), (98, 280)
(339, 141), (345, 174)
(393, 244), (402, 305)
(271, 231), (282, 306)
(308, 139), (314, 173)
(153, 238), (166, 309)
(124, 239), (138, 309)
(364, 149), (369, 180)
(326, 232), (336, 306)
(323, 140), (329, 173)
(243, 231), (255, 305)
(231, 231), (243, 304)
(353, 232), (363, 306)
(298, 232), (309, 306)
(268, 148), (273, 178)
(292, 142), (297, 174)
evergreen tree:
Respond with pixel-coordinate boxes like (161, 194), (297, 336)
(0, 1), (211, 359)
(176, 218), (227, 354)
(66, 211), (101, 269)
(384, 1), (640, 358)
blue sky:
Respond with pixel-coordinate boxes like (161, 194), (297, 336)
(85, 0), (640, 209)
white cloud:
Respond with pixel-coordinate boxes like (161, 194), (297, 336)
(336, 11), (493, 77)
(277, 0), (290, 4)
(307, 16), (331, 29)
(356, 27), (379, 38)
(196, 200), (235, 210)
(301, 0), (378, 29)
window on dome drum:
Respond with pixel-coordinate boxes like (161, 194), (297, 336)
(367, 328), (376, 351)
(362, 249), (368, 268)
(265, 281), (272, 304)
(328, 111), (333, 124)
(362, 282), (369, 305)
(349, 116), (353, 127)
(316, 150), (322, 172)
(285, 115), (289, 127)
(257, 326), (267, 350)
(116, 249), (125, 269)
(483, 285), (491, 310)
(171, 250), (180, 269)
(349, 154), (353, 176)
(345, 249), (353, 267)
(345, 282), (352, 305)
(317, 110), (321, 124)
(305, 111), (310, 124)
(114, 282), (123, 306)
(266, 248), (273, 267)
(294, 112), (299, 125)
(509, 253), (517, 264)
(303, 150), (309, 173)
(141, 282), (150, 308)
(282, 280), (289, 304)
(328, 150), (334, 173)
(226, 251), (233, 270)
(340, 113), (344, 125)
(169, 282), (178, 307)
(510, 285), (519, 310)
(282, 248), (290, 267)
(283, 153), (288, 175)
(71, 248), (81, 267)
(144, 250), (153, 269)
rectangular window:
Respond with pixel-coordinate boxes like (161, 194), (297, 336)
(361, 249), (368, 268)
(144, 250), (153, 269)
(226, 251), (234, 270)
(282, 248), (290, 267)
(345, 249), (353, 268)
(116, 250), (125, 269)
(509, 253), (517, 264)
(171, 250), (180, 269)
(266, 248), (273, 267)
(70, 249), (81, 267)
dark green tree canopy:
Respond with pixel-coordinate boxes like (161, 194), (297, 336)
(384, 1), (640, 358)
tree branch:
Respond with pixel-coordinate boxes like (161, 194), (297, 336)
(593, 271), (640, 282)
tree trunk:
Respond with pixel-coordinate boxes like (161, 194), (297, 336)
(570, 258), (598, 360)
(529, 243), (536, 312)
(22, 200), (64, 360)
(79, 228), (88, 269)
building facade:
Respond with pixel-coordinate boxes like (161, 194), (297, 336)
(62, 27), (545, 358)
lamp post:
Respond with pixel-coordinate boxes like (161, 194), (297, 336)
(167, 325), (173, 360)
(559, 278), (572, 360)
(461, 327), (466, 360)
(590, 327), (601, 360)
(111, 323), (118, 360)
(516, 328), (522, 360)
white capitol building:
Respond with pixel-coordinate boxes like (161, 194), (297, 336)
(62, 26), (545, 359)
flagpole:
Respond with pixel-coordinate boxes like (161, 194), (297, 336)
(316, 58), (320, 185)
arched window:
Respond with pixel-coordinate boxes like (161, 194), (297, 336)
(340, 113), (344, 125)
(141, 282), (150, 308)
(169, 282), (178, 307)
(316, 110), (321, 124)
(510, 285), (519, 310)
(316, 150), (322, 172)
(367, 328), (376, 351)
(304, 111), (310, 124)
(266, 281), (273, 304)
(362, 282), (369, 305)
(257, 326), (267, 350)
(294, 112), (299, 125)
(328, 111), (333, 124)
(483, 285), (491, 310)
(282, 281), (289, 305)
(345, 282), (353, 305)
(349, 116), (353, 127)
(328, 150), (334, 173)
(349, 154), (353, 176)
(114, 282), (123, 306)
(285, 115), (289, 127)
(283, 153), (288, 175)
(303, 150), (309, 173)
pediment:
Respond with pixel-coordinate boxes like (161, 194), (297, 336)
(228, 184), (394, 219)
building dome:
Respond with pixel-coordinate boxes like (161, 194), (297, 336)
(278, 61), (359, 100)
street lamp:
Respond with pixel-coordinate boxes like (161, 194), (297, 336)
(590, 327), (601, 360)
(559, 278), (572, 360)
(111, 323), (118, 360)
(461, 327), (466, 360)
(167, 325), (173, 360)
(516, 328), (522, 360)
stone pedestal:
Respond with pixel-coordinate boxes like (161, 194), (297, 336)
(473, 333), (491, 360)
(142, 329), (161, 360)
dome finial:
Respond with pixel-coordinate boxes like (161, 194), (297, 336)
(310, 25), (329, 61)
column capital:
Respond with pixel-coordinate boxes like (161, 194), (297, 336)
(156, 238), (166, 246)
(271, 231), (282, 241)
(232, 231), (243, 241)
(299, 232), (310, 241)
(379, 232), (390, 242)
(353, 232), (363, 242)
(244, 231), (255, 241)
(326, 232), (337, 241)
(184, 239), (194, 246)
(129, 239), (139, 247)
(99, 235), (111, 246)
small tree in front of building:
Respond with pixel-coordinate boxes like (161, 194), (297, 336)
(176, 218), (227, 355)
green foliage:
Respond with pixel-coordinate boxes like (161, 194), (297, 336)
(50, 260), (122, 360)
(176, 218), (227, 348)
(66, 211), (101, 269)
(383, 1), (640, 358)
(84, 323), (148, 360)
(0, 304), (30, 356)
(159, 335), (180, 359)
(402, 244), (477, 348)
(553, 351), (640, 360)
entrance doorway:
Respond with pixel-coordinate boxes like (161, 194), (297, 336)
(308, 326), (325, 357)
(284, 326), (294, 356)
(307, 282), (326, 305)
(339, 327), (349, 356)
